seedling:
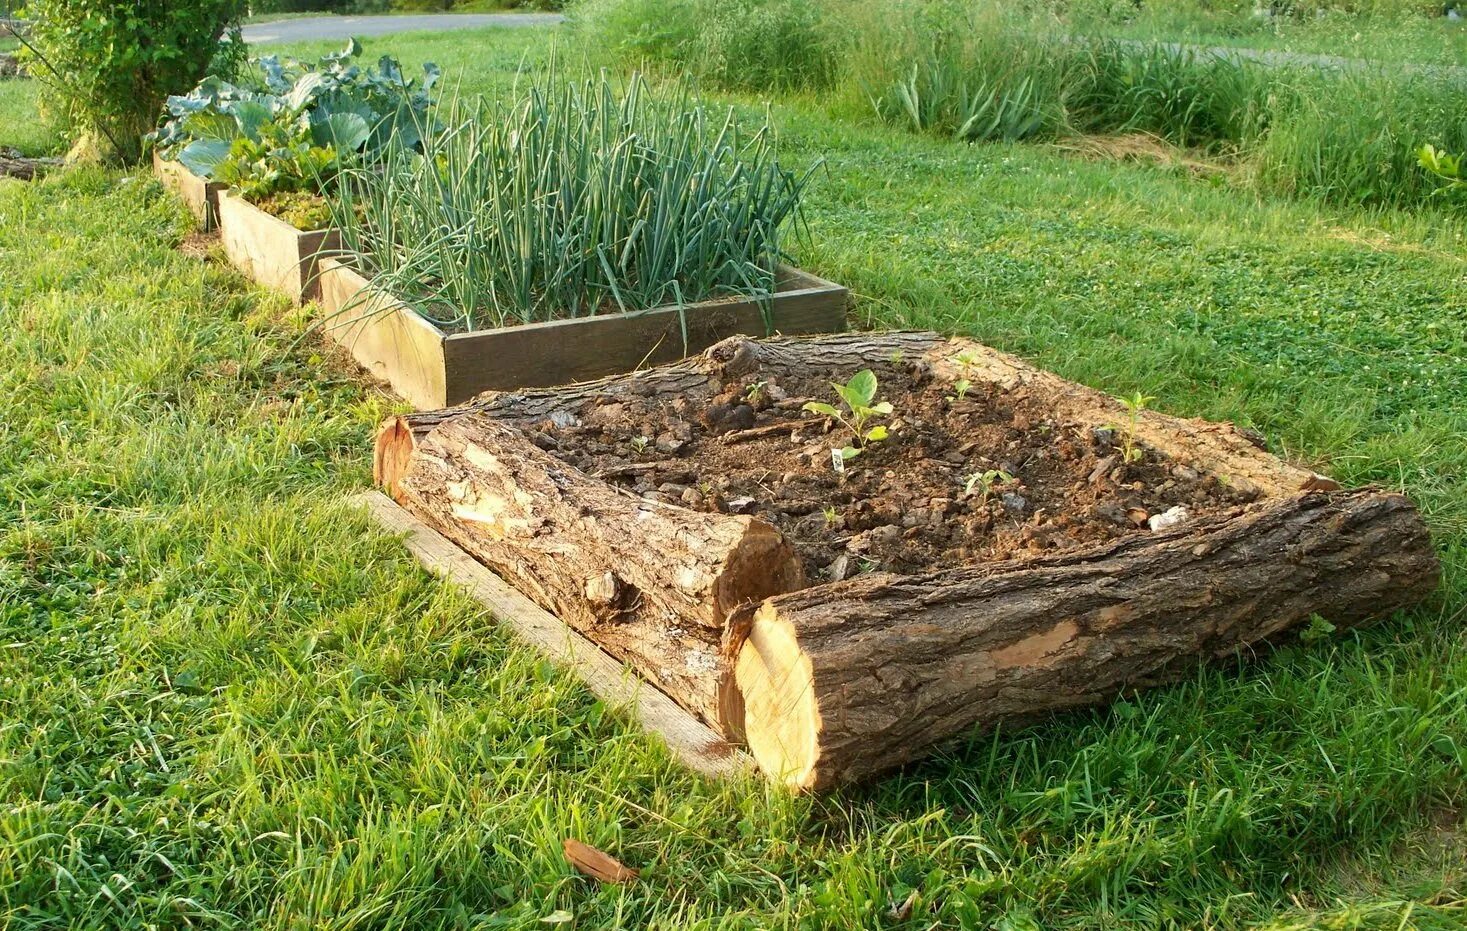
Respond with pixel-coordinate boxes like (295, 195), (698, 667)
(630, 435), (651, 454)
(1113, 392), (1155, 464)
(964, 469), (1013, 503)
(822, 505), (840, 527)
(744, 380), (768, 404)
(951, 378), (972, 400)
(804, 369), (894, 464)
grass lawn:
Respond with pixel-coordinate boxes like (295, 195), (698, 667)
(2, 24), (1466, 930)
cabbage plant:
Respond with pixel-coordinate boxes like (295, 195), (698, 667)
(153, 39), (438, 200)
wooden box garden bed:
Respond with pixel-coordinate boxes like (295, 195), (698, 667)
(317, 258), (849, 409)
(218, 192), (339, 305)
(373, 332), (1440, 790)
(152, 152), (225, 231)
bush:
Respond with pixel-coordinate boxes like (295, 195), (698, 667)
(19, 0), (248, 163)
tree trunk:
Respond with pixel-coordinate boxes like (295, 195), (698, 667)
(733, 490), (1440, 791)
(393, 412), (804, 732)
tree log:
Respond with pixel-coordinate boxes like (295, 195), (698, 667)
(394, 412), (804, 732)
(733, 490), (1440, 790)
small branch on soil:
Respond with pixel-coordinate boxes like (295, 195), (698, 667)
(721, 421), (807, 444)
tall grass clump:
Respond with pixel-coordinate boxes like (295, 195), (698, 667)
(863, 11), (1079, 143)
(1251, 67), (1467, 207)
(568, 0), (837, 92)
(1071, 42), (1275, 150)
(329, 69), (811, 332)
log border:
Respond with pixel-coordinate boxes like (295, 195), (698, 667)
(355, 490), (753, 779)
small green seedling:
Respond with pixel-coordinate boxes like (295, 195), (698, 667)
(1300, 613), (1337, 645)
(952, 378), (972, 400)
(1112, 392), (1155, 464)
(964, 469), (1013, 503)
(804, 369), (894, 465)
(744, 380), (768, 404)
(630, 435), (651, 454)
(822, 505), (840, 527)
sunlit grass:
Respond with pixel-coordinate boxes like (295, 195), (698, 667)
(0, 22), (1463, 930)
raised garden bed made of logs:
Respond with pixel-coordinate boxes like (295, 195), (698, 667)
(373, 332), (1440, 790)
(152, 153), (225, 231)
(218, 191), (339, 305)
(316, 258), (849, 410)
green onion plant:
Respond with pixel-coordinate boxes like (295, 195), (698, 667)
(328, 67), (812, 334)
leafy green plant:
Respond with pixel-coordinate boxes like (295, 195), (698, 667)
(18, 0), (247, 162)
(1112, 391), (1156, 464)
(951, 377), (971, 400)
(803, 369), (894, 464)
(1419, 143), (1463, 185)
(329, 69), (810, 332)
(154, 40), (438, 200)
(964, 468), (1013, 503)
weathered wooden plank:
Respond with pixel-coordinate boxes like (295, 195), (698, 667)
(355, 491), (753, 779)
(152, 152), (226, 230)
(218, 192), (339, 305)
(314, 259), (848, 409)
(318, 259), (449, 409)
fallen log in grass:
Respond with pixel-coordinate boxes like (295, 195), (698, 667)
(376, 332), (1441, 788)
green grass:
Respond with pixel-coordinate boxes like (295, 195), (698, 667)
(1088, 9), (1467, 68)
(2, 23), (1466, 929)
(0, 78), (54, 156)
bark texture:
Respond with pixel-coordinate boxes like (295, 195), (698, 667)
(378, 332), (1440, 788)
(394, 412), (804, 732)
(734, 490), (1440, 790)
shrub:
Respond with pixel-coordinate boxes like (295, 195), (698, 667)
(18, 0), (248, 162)
(330, 70), (811, 331)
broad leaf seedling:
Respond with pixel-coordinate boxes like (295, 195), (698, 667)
(804, 369), (895, 466)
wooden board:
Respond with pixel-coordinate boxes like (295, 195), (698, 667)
(315, 260), (848, 409)
(355, 490), (753, 779)
(152, 152), (225, 231)
(218, 192), (339, 305)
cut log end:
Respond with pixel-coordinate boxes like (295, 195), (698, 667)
(734, 603), (821, 790)
(374, 416), (416, 499)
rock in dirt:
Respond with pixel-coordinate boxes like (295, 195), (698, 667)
(1148, 505), (1191, 532)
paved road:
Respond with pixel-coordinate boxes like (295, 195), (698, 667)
(242, 13), (563, 45)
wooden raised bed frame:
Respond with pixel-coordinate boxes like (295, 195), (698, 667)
(152, 152), (225, 231)
(218, 191), (339, 305)
(374, 332), (1440, 790)
(317, 257), (849, 409)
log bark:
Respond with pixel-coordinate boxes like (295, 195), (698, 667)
(377, 332), (1439, 787)
(733, 490), (1440, 791)
(393, 412), (804, 732)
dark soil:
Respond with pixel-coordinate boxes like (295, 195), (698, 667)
(536, 359), (1257, 580)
